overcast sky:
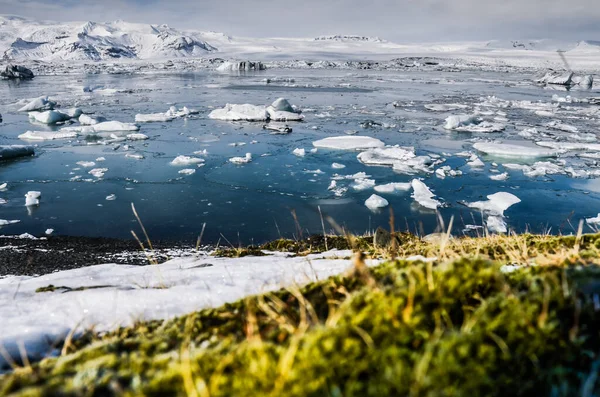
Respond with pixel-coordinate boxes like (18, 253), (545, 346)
(2, 0), (599, 41)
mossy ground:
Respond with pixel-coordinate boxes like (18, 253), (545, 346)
(3, 232), (600, 396)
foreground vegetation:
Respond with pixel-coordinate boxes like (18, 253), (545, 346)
(3, 231), (600, 396)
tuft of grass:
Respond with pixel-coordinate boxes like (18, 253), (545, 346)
(3, 232), (600, 395)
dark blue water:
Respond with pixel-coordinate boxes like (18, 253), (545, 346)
(0, 68), (599, 243)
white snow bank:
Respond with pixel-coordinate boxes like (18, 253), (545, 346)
(411, 179), (441, 210)
(0, 250), (378, 370)
(473, 142), (561, 158)
(312, 136), (385, 150)
(209, 104), (269, 121)
(18, 130), (78, 141)
(365, 194), (389, 210)
(466, 192), (521, 216)
(18, 96), (55, 112)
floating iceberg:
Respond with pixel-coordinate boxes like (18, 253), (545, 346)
(25, 191), (41, 207)
(266, 98), (304, 121)
(209, 104), (269, 121)
(18, 130), (78, 141)
(89, 168), (108, 178)
(0, 145), (35, 160)
(229, 153), (252, 164)
(486, 216), (508, 233)
(18, 96), (55, 112)
(1, 64), (34, 79)
(217, 61), (266, 72)
(127, 133), (149, 140)
(535, 71), (573, 86)
(178, 169), (196, 175)
(424, 103), (468, 112)
(374, 182), (412, 193)
(263, 123), (292, 134)
(466, 192), (521, 217)
(411, 179), (441, 210)
(171, 155), (204, 166)
(292, 148), (306, 157)
(365, 194), (389, 210)
(0, 220), (20, 226)
(135, 106), (198, 123)
(443, 115), (480, 130)
(78, 114), (107, 125)
(28, 110), (72, 125)
(312, 136), (385, 150)
(473, 142), (561, 158)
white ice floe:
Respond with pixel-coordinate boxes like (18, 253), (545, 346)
(89, 168), (108, 178)
(178, 169), (196, 175)
(502, 161), (564, 178)
(0, 249), (377, 370)
(312, 136), (385, 150)
(443, 114), (480, 130)
(536, 141), (600, 152)
(332, 163), (346, 169)
(135, 106), (198, 123)
(374, 182), (412, 193)
(352, 178), (376, 191)
(229, 153), (252, 164)
(126, 153), (145, 160)
(25, 191), (41, 207)
(424, 103), (468, 112)
(486, 216), (508, 233)
(586, 214), (600, 225)
(467, 154), (485, 168)
(473, 142), (561, 158)
(18, 130), (78, 141)
(266, 98), (304, 121)
(18, 96), (56, 112)
(0, 220), (20, 226)
(0, 183), (6, 190)
(76, 161), (96, 168)
(0, 145), (35, 160)
(435, 166), (462, 178)
(263, 123), (292, 134)
(466, 192), (521, 217)
(365, 194), (389, 210)
(78, 114), (107, 125)
(535, 71), (573, 85)
(170, 155), (205, 166)
(28, 110), (72, 125)
(490, 172), (509, 181)
(546, 121), (578, 133)
(411, 179), (441, 210)
(292, 148), (306, 157)
(327, 180), (348, 197)
(126, 133), (149, 140)
(208, 104), (269, 121)
(62, 121), (140, 134)
(45, 229), (54, 235)
(106, 194), (117, 201)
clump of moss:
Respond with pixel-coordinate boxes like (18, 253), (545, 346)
(4, 231), (600, 397)
(260, 235), (374, 254)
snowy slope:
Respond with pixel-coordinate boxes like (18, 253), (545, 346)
(1, 14), (599, 69)
(0, 15), (216, 61)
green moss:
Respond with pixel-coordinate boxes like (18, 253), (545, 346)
(4, 233), (600, 396)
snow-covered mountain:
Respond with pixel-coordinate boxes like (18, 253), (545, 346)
(1, 14), (598, 66)
(0, 15), (217, 61)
